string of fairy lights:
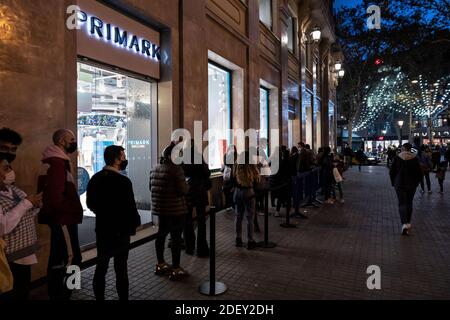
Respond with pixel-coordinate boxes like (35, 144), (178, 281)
(352, 72), (450, 132)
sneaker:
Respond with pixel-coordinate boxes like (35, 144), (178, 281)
(154, 262), (173, 276)
(340, 199), (345, 204)
(406, 223), (412, 229)
(247, 241), (257, 250)
(401, 225), (409, 236)
(169, 267), (189, 281)
(235, 238), (244, 247)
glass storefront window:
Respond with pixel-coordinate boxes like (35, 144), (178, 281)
(287, 15), (296, 53)
(259, 0), (272, 29)
(260, 87), (269, 141)
(77, 62), (153, 247)
(208, 63), (231, 170)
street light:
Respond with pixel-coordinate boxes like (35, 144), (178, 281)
(311, 26), (321, 42)
(381, 129), (387, 135)
(398, 120), (404, 145)
(334, 62), (342, 71)
(338, 70), (345, 78)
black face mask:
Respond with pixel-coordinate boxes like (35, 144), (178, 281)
(0, 152), (16, 163)
(65, 142), (77, 154)
(120, 160), (128, 171)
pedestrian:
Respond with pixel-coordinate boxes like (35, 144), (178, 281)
(269, 146), (291, 217)
(181, 140), (211, 257)
(436, 162), (446, 194)
(387, 146), (396, 168)
(355, 148), (366, 172)
(445, 144), (450, 170)
(389, 143), (423, 236)
(233, 151), (259, 250)
(86, 145), (141, 300)
(0, 128), (23, 186)
(431, 146), (441, 172)
(150, 143), (189, 280)
(343, 143), (353, 169)
(38, 129), (83, 300)
(332, 153), (345, 204)
(418, 145), (432, 194)
(319, 147), (334, 204)
(0, 155), (42, 300)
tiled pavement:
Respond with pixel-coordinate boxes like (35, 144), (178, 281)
(50, 165), (450, 299)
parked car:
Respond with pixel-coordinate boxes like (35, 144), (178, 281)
(352, 152), (381, 165)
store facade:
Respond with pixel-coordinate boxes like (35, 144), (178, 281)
(0, 0), (339, 281)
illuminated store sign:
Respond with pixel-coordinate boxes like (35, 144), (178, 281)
(77, 11), (160, 61)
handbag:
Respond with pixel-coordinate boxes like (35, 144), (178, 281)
(0, 238), (13, 293)
(333, 167), (343, 183)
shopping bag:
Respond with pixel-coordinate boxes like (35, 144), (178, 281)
(333, 168), (343, 183)
(0, 238), (13, 293)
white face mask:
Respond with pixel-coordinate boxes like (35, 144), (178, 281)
(4, 169), (15, 185)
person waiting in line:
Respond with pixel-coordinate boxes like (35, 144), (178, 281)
(221, 145), (237, 210)
(233, 151), (259, 250)
(181, 140), (211, 257)
(38, 129), (83, 300)
(389, 143), (423, 236)
(269, 146), (291, 217)
(435, 161), (446, 194)
(0, 128), (23, 187)
(418, 145), (432, 194)
(331, 153), (345, 204)
(319, 147), (334, 204)
(86, 145), (141, 300)
(0, 155), (42, 300)
(150, 143), (189, 280)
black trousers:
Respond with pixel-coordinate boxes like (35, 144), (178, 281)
(93, 234), (130, 301)
(395, 187), (417, 225)
(420, 171), (431, 191)
(2, 263), (32, 301)
(47, 224), (82, 300)
(438, 179), (444, 192)
(184, 206), (208, 254)
(155, 215), (184, 268)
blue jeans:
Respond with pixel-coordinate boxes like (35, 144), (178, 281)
(233, 188), (256, 242)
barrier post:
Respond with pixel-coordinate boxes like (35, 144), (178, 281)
(258, 191), (277, 248)
(199, 207), (227, 296)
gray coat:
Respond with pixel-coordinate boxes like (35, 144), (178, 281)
(149, 163), (188, 216)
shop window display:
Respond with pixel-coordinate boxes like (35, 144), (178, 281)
(208, 63), (231, 170)
(77, 62), (153, 247)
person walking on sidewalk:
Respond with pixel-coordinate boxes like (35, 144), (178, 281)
(150, 143), (189, 280)
(436, 162), (446, 194)
(418, 145), (432, 194)
(355, 148), (366, 172)
(389, 143), (423, 236)
(38, 129), (83, 300)
(86, 145), (141, 300)
(233, 151), (260, 250)
(181, 140), (211, 257)
(343, 143), (353, 169)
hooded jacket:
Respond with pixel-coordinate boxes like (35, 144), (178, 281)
(38, 145), (83, 225)
(389, 151), (423, 189)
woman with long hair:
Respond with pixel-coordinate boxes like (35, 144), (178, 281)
(233, 152), (260, 249)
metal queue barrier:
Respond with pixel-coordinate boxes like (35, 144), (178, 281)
(257, 191), (277, 248)
(199, 206), (228, 296)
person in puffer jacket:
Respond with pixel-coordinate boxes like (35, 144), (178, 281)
(389, 143), (423, 236)
(149, 143), (189, 281)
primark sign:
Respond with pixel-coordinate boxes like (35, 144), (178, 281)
(69, 0), (161, 79)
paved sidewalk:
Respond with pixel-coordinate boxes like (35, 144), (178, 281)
(44, 165), (450, 299)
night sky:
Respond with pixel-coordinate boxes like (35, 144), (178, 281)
(334, 0), (361, 9)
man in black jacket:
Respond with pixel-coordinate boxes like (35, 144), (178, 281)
(86, 145), (141, 300)
(389, 143), (423, 236)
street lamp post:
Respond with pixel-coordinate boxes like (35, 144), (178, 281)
(398, 120), (404, 146)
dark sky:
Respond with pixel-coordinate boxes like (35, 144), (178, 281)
(334, 0), (361, 9)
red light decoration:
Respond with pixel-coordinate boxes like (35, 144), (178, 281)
(374, 58), (384, 65)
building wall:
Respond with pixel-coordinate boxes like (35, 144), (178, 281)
(0, 0), (338, 281)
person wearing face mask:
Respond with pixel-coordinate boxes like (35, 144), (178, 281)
(0, 128), (23, 186)
(38, 129), (83, 300)
(86, 145), (141, 300)
(0, 155), (42, 300)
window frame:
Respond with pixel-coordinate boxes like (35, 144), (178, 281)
(259, 0), (273, 31)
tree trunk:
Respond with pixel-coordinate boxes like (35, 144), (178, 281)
(348, 121), (353, 149)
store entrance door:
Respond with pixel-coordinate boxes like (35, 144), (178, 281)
(76, 61), (154, 248)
